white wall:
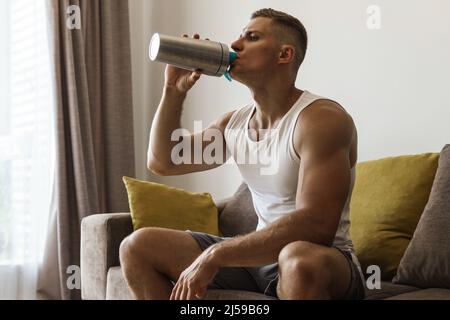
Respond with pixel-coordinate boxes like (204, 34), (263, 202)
(129, 0), (450, 202)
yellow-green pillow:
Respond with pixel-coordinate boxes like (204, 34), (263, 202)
(122, 176), (219, 235)
(350, 153), (439, 280)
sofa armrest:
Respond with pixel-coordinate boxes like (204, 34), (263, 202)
(81, 213), (133, 300)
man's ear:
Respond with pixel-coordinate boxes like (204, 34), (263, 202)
(278, 45), (295, 65)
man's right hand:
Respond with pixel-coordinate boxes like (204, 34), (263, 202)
(163, 33), (206, 94)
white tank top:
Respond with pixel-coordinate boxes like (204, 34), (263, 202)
(224, 90), (357, 254)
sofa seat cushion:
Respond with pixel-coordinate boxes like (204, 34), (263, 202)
(106, 266), (134, 300)
(205, 290), (277, 300)
(386, 288), (450, 300)
(364, 281), (419, 300)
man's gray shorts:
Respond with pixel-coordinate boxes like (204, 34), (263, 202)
(187, 231), (366, 299)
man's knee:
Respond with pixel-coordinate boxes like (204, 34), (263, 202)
(278, 241), (332, 283)
(119, 227), (160, 265)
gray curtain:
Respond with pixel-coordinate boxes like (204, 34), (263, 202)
(37, 0), (135, 300)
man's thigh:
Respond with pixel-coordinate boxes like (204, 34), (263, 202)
(126, 227), (203, 282)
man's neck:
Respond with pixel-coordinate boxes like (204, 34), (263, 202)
(249, 84), (303, 129)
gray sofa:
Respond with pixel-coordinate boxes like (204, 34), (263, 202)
(81, 182), (450, 300)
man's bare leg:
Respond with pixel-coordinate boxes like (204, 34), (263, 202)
(119, 227), (202, 300)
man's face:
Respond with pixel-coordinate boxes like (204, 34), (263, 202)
(229, 17), (282, 83)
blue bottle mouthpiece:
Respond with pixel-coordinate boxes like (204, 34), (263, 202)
(229, 52), (238, 63)
(224, 51), (238, 82)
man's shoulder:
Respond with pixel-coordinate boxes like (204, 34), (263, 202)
(300, 98), (354, 131)
(306, 97), (350, 116)
(294, 98), (356, 154)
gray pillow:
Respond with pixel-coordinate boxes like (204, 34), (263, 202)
(393, 144), (450, 288)
(218, 183), (258, 237)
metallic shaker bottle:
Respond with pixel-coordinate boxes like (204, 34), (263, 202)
(149, 33), (237, 79)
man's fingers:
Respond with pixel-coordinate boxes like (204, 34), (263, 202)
(169, 286), (175, 300)
(187, 289), (194, 300)
(191, 71), (201, 81)
(180, 283), (189, 300)
(186, 71), (201, 88)
(171, 281), (182, 300)
(170, 283), (177, 300)
(181, 33), (208, 41)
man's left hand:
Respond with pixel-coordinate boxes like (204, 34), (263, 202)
(170, 245), (221, 300)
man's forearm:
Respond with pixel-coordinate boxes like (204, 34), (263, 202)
(148, 87), (186, 166)
(211, 208), (334, 268)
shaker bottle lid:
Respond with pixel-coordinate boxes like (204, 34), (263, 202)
(229, 51), (238, 63)
(224, 51), (238, 82)
(149, 33), (160, 61)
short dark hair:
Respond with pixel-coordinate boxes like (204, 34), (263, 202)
(251, 8), (308, 73)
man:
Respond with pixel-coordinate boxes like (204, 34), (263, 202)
(120, 8), (365, 300)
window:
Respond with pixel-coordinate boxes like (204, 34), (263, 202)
(0, 0), (55, 299)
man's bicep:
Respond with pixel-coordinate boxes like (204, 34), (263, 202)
(295, 104), (354, 209)
(295, 148), (351, 212)
(294, 148), (352, 245)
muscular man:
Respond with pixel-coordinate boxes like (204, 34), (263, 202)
(120, 8), (365, 300)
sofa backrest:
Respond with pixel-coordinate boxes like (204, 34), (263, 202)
(218, 183), (258, 237)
